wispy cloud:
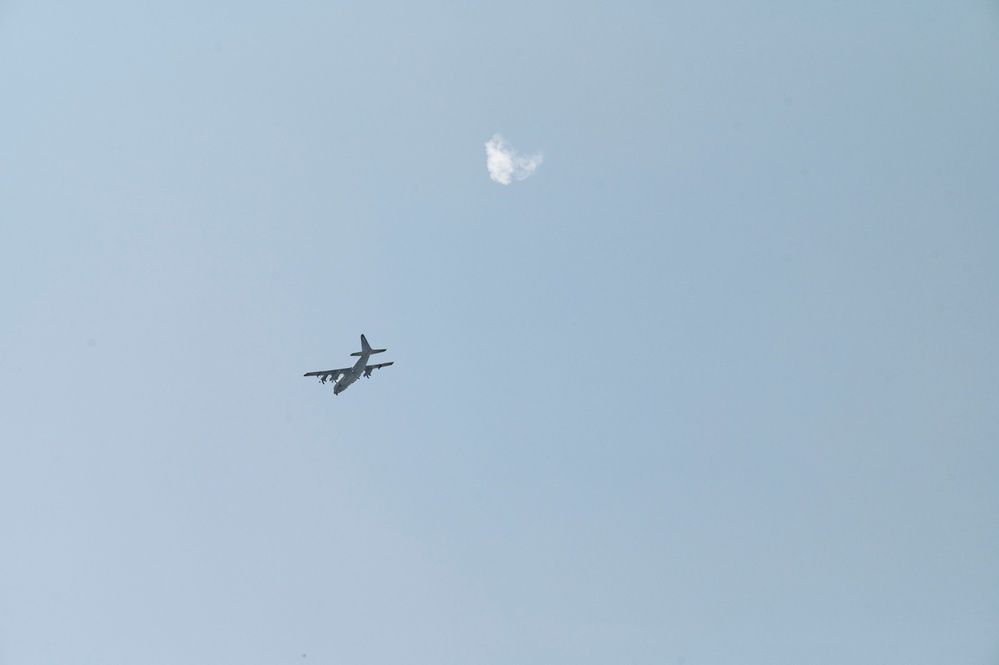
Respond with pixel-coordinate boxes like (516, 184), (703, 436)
(484, 134), (543, 185)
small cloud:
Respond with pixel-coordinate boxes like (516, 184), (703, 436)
(485, 134), (543, 185)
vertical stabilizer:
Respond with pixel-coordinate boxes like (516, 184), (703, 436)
(352, 334), (386, 356)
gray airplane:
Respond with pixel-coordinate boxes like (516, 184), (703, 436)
(304, 334), (394, 395)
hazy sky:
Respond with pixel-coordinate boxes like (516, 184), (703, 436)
(2, 2), (998, 664)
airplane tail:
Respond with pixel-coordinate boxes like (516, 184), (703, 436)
(351, 334), (386, 356)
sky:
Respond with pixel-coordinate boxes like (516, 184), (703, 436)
(1, 1), (998, 663)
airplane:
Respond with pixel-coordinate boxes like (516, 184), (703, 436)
(304, 334), (394, 395)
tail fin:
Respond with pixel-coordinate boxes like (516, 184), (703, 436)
(351, 334), (386, 356)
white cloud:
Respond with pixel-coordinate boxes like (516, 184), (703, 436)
(484, 134), (543, 185)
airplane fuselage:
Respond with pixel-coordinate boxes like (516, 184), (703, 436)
(333, 353), (372, 394)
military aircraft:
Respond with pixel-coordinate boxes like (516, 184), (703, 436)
(304, 334), (394, 395)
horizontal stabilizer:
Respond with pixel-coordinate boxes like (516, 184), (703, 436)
(352, 334), (386, 355)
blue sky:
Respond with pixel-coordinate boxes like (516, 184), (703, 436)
(2, 2), (998, 663)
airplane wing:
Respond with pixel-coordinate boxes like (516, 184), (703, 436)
(363, 361), (394, 377)
(304, 368), (349, 383)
